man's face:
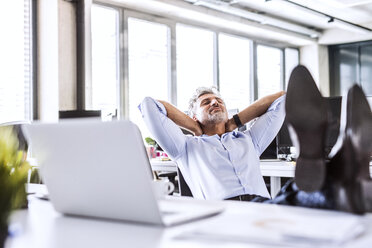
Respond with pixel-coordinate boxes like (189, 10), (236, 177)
(193, 93), (228, 124)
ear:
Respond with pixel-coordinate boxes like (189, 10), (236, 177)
(192, 116), (198, 121)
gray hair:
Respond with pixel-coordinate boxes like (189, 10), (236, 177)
(188, 86), (222, 117)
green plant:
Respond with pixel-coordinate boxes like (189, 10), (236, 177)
(0, 126), (30, 246)
(145, 137), (158, 148)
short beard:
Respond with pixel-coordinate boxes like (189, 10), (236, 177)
(206, 112), (226, 124)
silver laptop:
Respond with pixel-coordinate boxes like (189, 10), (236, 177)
(22, 120), (223, 226)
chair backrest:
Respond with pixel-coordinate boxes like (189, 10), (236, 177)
(177, 167), (193, 197)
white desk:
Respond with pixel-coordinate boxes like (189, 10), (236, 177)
(151, 160), (293, 197)
(260, 160), (295, 197)
(151, 160), (372, 198)
(151, 160), (178, 172)
(5, 190), (372, 248)
(261, 161), (372, 197)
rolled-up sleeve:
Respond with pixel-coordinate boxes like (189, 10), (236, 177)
(247, 95), (286, 155)
(138, 97), (186, 160)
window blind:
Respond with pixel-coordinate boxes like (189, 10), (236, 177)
(0, 0), (32, 124)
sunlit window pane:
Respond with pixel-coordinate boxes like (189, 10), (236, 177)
(361, 45), (372, 96)
(257, 45), (282, 99)
(176, 24), (214, 111)
(219, 33), (251, 111)
(0, 0), (32, 123)
(91, 5), (119, 115)
(284, 48), (299, 89)
(128, 18), (170, 137)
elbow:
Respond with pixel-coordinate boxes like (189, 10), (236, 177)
(139, 97), (155, 115)
(140, 97), (157, 109)
(279, 90), (286, 96)
(139, 97), (167, 117)
(142, 96), (155, 105)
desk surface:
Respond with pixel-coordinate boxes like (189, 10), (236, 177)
(151, 160), (372, 177)
(5, 187), (372, 248)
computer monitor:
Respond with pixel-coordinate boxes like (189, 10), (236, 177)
(59, 110), (102, 119)
(260, 138), (278, 159)
(277, 117), (292, 155)
(277, 96), (342, 155)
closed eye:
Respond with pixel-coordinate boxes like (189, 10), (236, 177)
(200, 97), (224, 106)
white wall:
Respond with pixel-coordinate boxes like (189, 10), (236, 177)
(319, 27), (372, 45)
(59, 0), (76, 111)
(299, 44), (330, 97)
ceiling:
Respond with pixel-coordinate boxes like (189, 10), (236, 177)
(104, 0), (372, 46)
(183, 0), (372, 43)
(228, 0), (372, 30)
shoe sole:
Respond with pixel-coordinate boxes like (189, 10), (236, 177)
(361, 180), (372, 212)
(345, 85), (372, 213)
(286, 65), (327, 192)
(348, 85), (372, 161)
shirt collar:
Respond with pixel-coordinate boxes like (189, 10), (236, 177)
(200, 130), (239, 139)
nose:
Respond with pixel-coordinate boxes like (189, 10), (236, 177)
(210, 98), (219, 106)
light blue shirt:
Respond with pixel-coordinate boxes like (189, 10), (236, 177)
(139, 96), (286, 200)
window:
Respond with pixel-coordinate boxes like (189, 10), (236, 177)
(176, 24), (214, 111)
(338, 47), (358, 94)
(0, 0), (33, 123)
(89, 7), (296, 136)
(90, 5), (119, 115)
(360, 45), (372, 96)
(284, 48), (299, 89)
(128, 18), (170, 137)
(256, 45), (283, 99)
(219, 33), (251, 111)
(329, 42), (372, 97)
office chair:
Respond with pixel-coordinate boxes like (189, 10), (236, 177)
(157, 127), (193, 196)
(177, 167), (193, 197)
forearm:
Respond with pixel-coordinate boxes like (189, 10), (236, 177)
(227, 91), (286, 130)
(158, 100), (202, 136)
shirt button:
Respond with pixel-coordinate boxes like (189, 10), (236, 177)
(232, 160), (235, 163)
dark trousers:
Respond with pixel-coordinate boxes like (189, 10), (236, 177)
(226, 194), (271, 203)
(225, 179), (335, 210)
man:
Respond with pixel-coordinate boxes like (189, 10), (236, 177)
(139, 87), (285, 201)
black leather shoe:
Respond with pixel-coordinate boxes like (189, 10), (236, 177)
(286, 65), (328, 192)
(328, 85), (372, 214)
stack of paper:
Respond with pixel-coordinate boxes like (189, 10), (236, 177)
(176, 204), (365, 247)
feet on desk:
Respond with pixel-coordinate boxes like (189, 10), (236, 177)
(286, 65), (328, 192)
(284, 66), (372, 214)
(327, 85), (372, 214)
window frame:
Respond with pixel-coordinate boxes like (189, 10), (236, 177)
(329, 40), (372, 97)
(90, 1), (299, 119)
(123, 10), (175, 118)
(254, 42), (285, 100)
(89, 4), (121, 114)
(217, 32), (253, 109)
